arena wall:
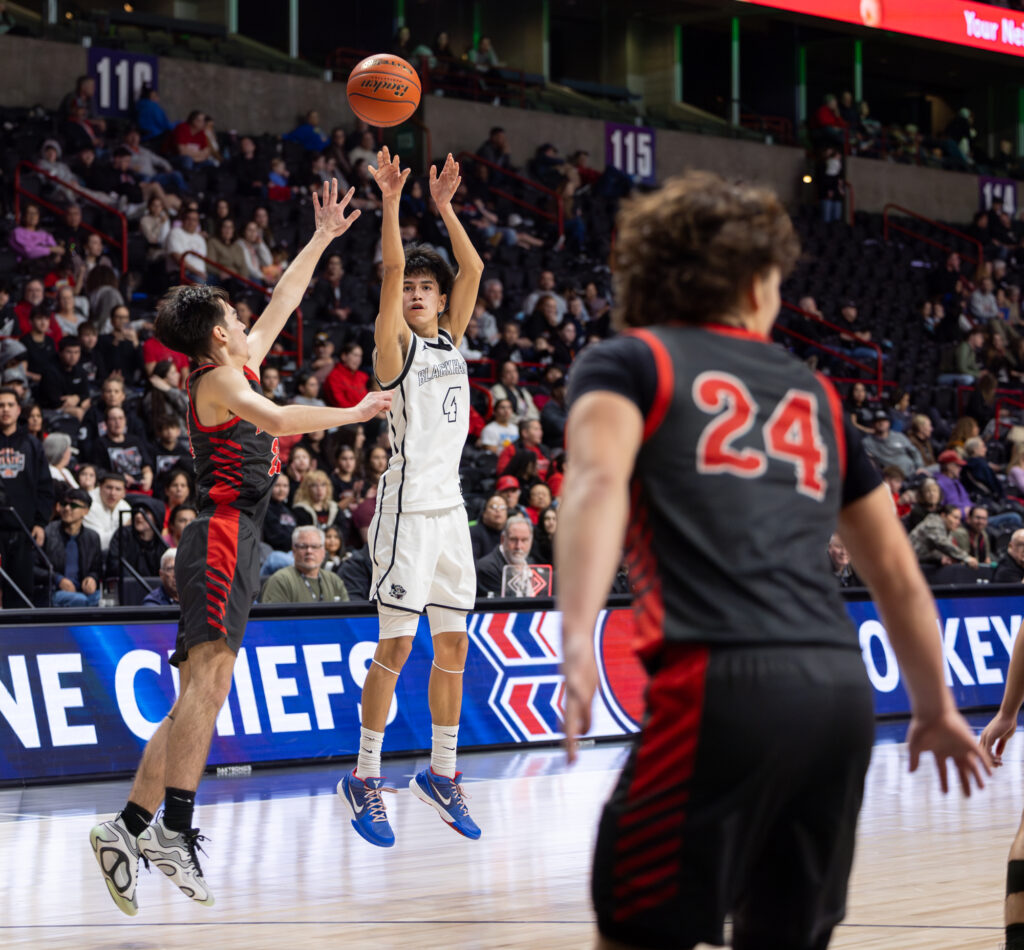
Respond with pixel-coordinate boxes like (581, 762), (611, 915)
(3, 34), (982, 221)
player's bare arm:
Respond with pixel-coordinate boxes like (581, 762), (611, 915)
(556, 390), (644, 763)
(246, 179), (361, 370)
(371, 147), (411, 383)
(979, 619), (1024, 764)
(839, 484), (992, 795)
(201, 365), (391, 436)
(431, 153), (484, 347)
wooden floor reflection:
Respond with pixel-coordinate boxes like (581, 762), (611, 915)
(0, 729), (1017, 949)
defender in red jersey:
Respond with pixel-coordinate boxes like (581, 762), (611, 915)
(89, 181), (391, 916)
(557, 172), (990, 950)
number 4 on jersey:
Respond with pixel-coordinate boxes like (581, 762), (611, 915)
(442, 386), (460, 423)
(693, 371), (827, 500)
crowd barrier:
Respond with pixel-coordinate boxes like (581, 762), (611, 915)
(1, 586), (1022, 785)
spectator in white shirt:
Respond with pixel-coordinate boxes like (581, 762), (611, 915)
(165, 207), (207, 280)
(83, 471), (132, 552)
(479, 398), (519, 454)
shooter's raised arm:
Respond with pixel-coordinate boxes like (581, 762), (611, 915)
(371, 147), (411, 383)
(432, 154), (484, 346)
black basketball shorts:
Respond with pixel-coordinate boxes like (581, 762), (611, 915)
(593, 642), (875, 950)
(169, 508), (261, 667)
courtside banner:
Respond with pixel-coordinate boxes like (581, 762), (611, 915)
(738, 0), (1024, 59)
(0, 592), (1019, 783)
(0, 608), (645, 784)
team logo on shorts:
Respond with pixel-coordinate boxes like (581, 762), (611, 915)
(389, 583), (407, 600)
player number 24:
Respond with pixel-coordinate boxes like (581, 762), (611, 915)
(692, 371), (827, 500)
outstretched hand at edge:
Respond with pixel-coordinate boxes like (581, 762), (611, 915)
(312, 178), (361, 239)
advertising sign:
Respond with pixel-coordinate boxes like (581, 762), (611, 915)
(2, 591), (1021, 785)
(0, 608), (644, 785)
(739, 1), (1024, 59)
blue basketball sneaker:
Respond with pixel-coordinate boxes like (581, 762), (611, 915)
(409, 769), (481, 840)
(337, 772), (396, 848)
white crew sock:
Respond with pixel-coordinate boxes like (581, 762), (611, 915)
(356, 727), (385, 779)
(430, 723), (459, 779)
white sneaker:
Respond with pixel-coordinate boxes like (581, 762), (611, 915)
(89, 816), (142, 916)
(137, 819), (215, 906)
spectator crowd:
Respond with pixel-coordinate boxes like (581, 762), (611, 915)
(0, 72), (628, 608)
(9, 67), (1024, 610)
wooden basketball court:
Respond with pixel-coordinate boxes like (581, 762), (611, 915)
(0, 722), (1016, 949)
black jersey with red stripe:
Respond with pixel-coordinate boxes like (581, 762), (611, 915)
(186, 363), (279, 525)
(568, 324), (881, 660)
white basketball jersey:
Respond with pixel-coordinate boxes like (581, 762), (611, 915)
(374, 327), (469, 513)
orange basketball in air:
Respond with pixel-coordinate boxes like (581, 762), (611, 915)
(346, 54), (421, 128)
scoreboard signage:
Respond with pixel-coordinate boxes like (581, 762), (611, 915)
(739, 0), (1024, 59)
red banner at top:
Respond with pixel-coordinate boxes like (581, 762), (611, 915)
(740, 0), (1024, 58)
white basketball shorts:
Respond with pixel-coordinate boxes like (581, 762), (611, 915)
(369, 504), (476, 618)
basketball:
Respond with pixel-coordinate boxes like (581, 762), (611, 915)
(346, 54), (421, 128)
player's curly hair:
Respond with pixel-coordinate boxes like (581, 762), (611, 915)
(154, 284), (231, 362)
(404, 243), (454, 308)
(611, 171), (801, 329)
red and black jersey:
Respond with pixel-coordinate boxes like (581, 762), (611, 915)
(186, 363), (279, 526)
(568, 324), (881, 661)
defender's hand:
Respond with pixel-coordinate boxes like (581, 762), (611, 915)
(313, 179), (361, 238)
(354, 390), (393, 421)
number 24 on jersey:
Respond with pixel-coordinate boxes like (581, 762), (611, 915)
(693, 371), (828, 501)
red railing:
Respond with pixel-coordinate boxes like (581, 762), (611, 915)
(882, 203), (983, 272)
(14, 161), (128, 273)
(741, 113), (794, 145)
(466, 359), (549, 387)
(178, 252), (304, 361)
(995, 395), (1024, 438)
(455, 151), (564, 237)
(469, 380), (493, 420)
(955, 385), (1023, 418)
(844, 179), (855, 227)
(777, 301), (885, 395)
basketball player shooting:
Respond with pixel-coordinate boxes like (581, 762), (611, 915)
(89, 180), (391, 915)
(337, 148), (484, 847)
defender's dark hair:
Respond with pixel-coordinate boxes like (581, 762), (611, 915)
(404, 243), (454, 304)
(939, 504), (961, 517)
(612, 170), (800, 329)
(154, 285), (230, 362)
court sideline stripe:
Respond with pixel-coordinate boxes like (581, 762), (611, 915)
(0, 922), (1004, 930)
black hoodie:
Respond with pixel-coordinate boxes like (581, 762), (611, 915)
(0, 426), (54, 531)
